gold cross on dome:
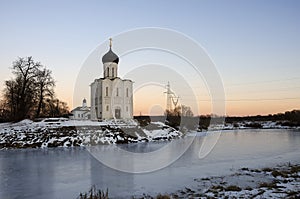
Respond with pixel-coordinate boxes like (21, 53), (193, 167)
(109, 38), (112, 48)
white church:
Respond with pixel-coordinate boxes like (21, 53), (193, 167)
(90, 39), (133, 120)
(70, 98), (91, 120)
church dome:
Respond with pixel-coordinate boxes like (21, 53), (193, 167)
(102, 38), (119, 64)
(102, 49), (119, 64)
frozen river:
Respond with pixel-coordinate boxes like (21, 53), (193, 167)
(1, 129), (300, 198)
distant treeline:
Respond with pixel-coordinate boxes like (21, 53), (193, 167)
(134, 109), (300, 130)
(225, 110), (300, 125)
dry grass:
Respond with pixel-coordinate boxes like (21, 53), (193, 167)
(224, 185), (242, 192)
(78, 186), (108, 199)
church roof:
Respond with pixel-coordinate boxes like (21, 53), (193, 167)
(102, 38), (119, 64)
(71, 106), (90, 112)
(102, 49), (119, 64)
(98, 77), (133, 82)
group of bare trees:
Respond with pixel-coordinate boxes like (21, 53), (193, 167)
(0, 57), (69, 122)
(165, 105), (194, 117)
(165, 105), (194, 129)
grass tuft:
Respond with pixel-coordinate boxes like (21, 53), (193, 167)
(291, 165), (300, 174)
(156, 194), (171, 199)
(241, 167), (249, 171)
(258, 181), (282, 189)
(211, 185), (224, 191)
(224, 185), (242, 192)
(78, 186), (108, 199)
(271, 170), (288, 178)
(262, 167), (272, 172)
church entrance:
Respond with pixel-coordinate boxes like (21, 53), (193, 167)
(115, 108), (121, 119)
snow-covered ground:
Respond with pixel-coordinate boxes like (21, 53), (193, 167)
(0, 118), (181, 148)
(209, 120), (299, 131)
(169, 163), (300, 199)
(0, 118), (299, 149)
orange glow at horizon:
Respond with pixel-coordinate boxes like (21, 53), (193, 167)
(132, 100), (299, 117)
(66, 87), (299, 117)
(133, 85), (166, 116)
(65, 86), (299, 117)
(225, 100), (300, 116)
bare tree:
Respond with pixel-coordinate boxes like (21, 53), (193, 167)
(44, 98), (69, 117)
(3, 79), (17, 118)
(35, 67), (55, 118)
(10, 57), (41, 120)
(1, 56), (68, 121)
(181, 105), (194, 117)
(0, 99), (9, 122)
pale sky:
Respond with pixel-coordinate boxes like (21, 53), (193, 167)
(0, 0), (299, 116)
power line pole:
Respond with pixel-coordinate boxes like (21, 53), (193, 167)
(165, 82), (172, 111)
(164, 82), (179, 112)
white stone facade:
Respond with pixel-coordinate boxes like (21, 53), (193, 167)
(90, 41), (133, 120)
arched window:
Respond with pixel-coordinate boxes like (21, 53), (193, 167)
(112, 68), (114, 77)
(126, 106), (128, 112)
(116, 88), (119, 96)
(126, 88), (129, 97)
(106, 105), (109, 111)
(107, 67), (110, 77)
(106, 87), (108, 96)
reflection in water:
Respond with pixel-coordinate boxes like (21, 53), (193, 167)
(90, 150), (135, 198)
(87, 135), (195, 173)
(0, 148), (93, 199)
(0, 149), (55, 198)
(0, 129), (299, 198)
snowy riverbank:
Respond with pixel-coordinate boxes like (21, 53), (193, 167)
(129, 163), (300, 198)
(0, 118), (299, 149)
(161, 163), (300, 199)
(0, 118), (181, 148)
(1, 129), (299, 198)
(210, 120), (300, 131)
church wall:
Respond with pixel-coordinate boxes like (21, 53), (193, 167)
(101, 79), (112, 119)
(71, 109), (90, 120)
(97, 81), (103, 118)
(112, 79), (124, 119)
(91, 78), (133, 120)
(90, 80), (103, 120)
(103, 62), (118, 78)
(96, 78), (133, 120)
(90, 42), (134, 120)
(90, 81), (97, 120)
(122, 80), (133, 119)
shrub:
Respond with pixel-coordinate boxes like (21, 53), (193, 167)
(262, 168), (272, 172)
(259, 181), (280, 189)
(244, 122), (262, 128)
(291, 165), (300, 174)
(271, 170), (287, 178)
(225, 185), (241, 192)
(156, 194), (171, 199)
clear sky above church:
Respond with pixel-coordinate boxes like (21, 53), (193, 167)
(0, 0), (299, 116)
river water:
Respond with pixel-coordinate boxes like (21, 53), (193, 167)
(0, 129), (299, 199)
